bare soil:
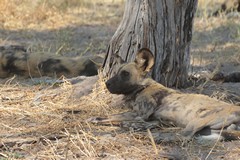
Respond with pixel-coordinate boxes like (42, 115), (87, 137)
(0, 0), (240, 159)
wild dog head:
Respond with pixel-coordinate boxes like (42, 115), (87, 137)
(105, 48), (154, 95)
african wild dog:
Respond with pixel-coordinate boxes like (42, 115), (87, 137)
(211, 71), (240, 83)
(88, 48), (240, 141)
(0, 45), (103, 78)
(213, 0), (240, 16)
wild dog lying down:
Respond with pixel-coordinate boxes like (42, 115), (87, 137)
(0, 45), (103, 78)
(88, 48), (240, 141)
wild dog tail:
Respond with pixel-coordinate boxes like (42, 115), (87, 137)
(221, 130), (240, 141)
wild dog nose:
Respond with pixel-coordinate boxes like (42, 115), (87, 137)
(105, 81), (111, 88)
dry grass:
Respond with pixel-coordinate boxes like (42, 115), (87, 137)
(0, 75), (175, 159)
(0, 0), (240, 159)
(192, 0), (240, 67)
(0, 0), (123, 30)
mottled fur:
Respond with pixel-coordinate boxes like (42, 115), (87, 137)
(211, 71), (240, 82)
(88, 48), (240, 141)
(0, 45), (103, 78)
(213, 0), (240, 16)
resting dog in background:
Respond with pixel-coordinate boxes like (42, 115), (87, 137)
(0, 45), (103, 78)
(212, 0), (240, 16)
(88, 48), (240, 141)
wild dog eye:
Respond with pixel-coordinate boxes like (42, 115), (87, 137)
(121, 70), (130, 77)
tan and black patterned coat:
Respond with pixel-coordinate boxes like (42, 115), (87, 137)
(88, 48), (240, 141)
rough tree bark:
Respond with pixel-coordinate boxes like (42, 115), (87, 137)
(103, 0), (198, 87)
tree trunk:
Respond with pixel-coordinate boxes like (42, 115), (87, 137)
(103, 0), (198, 87)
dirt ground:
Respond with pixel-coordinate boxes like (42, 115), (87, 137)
(0, 0), (240, 159)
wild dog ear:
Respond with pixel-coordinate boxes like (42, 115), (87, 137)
(135, 48), (154, 73)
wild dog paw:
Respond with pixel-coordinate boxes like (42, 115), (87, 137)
(176, 132), (190, 140)
(176, 132), (192, 146)
(86, 117), (107, 123)
(180, 128), (195, 140)
(177, 130), (194, 146)
(180, 129), (191, 136)
(121, 120), (159, 131)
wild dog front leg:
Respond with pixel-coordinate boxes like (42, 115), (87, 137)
(86, 111), (159, 130)
(87, 99), (157, 129)
(86, 112), (138, 124)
